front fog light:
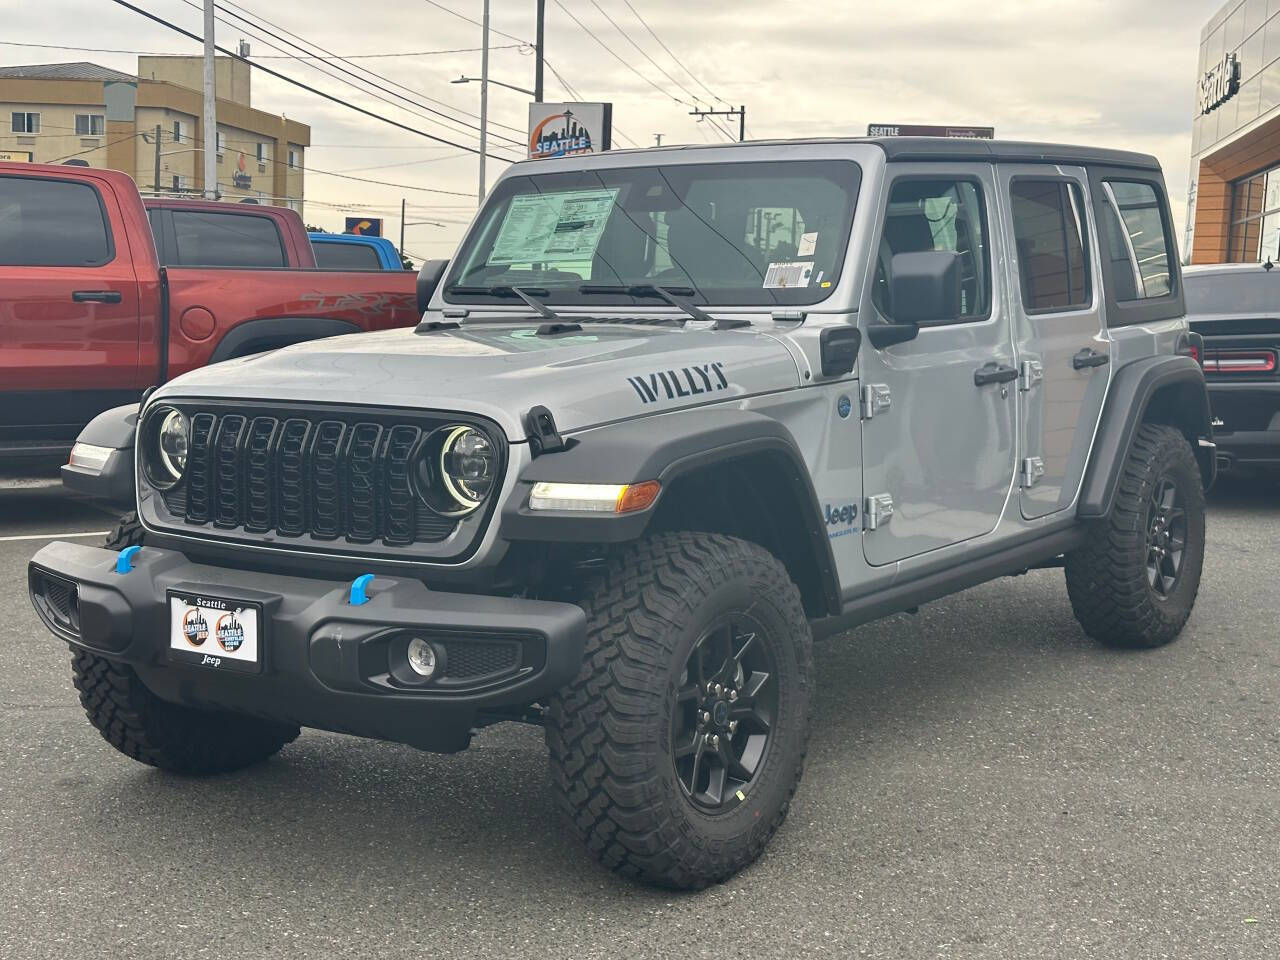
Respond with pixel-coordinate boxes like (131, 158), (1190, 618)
(406, 637), (438, 678)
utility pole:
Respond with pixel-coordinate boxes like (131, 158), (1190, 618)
(688, 104), (747, 142)
(478, 0), (490, 202)
(654, 133), (663, 146)
(202, 0), (217, 198)
(534, 0), (545, 103)
(400, 197), (406, 257)
(153, 124), (162, 193)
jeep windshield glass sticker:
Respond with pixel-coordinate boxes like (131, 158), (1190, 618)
(488, 188), (619, 266)
(628, 362), (728, 404)
(763, 261), (814, 288)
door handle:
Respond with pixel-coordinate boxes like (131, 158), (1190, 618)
(973, 361), (1019, 386)
(1072, 347), (1110, 370)
(72, 290), (123, 303)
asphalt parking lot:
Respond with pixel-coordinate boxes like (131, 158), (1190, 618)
(1, 480), (1276, 959)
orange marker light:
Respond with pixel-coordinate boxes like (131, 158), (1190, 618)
(616, 480), (661, 514)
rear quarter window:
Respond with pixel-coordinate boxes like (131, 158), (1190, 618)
(0, 175), (112, 266)
(313, 241), (383, 270)
(170, 210), (287, 267)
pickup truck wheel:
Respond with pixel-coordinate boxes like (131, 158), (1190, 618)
(1065, 424), (1206, 648)
(70, 648), (300, 775)
(103, 511), (143, 550)
(546, 532), (812, 889)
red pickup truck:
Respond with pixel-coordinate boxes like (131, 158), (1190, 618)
(0, 163), (421, 465)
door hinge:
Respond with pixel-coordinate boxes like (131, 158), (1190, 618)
(864, 493), (894, 530)
(860, 383), (891, 420)
(1021, 456), (1045, 488)
(1019, 359), (1044, 392)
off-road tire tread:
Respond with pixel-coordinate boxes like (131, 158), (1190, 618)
(103, 512), (144, 550)
(70, 647), (300, 774)
(1065, 423), (1205, 648)
(546, 531), (812, 889)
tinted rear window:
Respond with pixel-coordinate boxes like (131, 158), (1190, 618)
(313, 240), (384, 270)
(0, 175), (112, 266)
(170, 210), (286, 267)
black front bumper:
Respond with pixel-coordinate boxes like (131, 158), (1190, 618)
(1208, 382), (1280, 472)
(28, 541), (587, 753)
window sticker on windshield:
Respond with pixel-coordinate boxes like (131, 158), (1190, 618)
(763, 261), (814, 289)
(488, 188), (619, 265)
(797, 231), (818, 257)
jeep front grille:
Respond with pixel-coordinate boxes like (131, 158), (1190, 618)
(145, 403), (503, 561)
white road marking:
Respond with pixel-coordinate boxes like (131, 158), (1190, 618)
(0, 531), (108, 543)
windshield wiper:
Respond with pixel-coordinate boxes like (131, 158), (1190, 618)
(446, 284), (563, 321)
(578, 283), (727, 326)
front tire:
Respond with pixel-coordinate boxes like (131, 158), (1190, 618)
(546, 532), (813, 889)
(1065, 423), (1206, 648)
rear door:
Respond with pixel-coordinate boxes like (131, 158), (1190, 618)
(996, 165), (1109, 519)
(0, 172), (143, 446)
(858, 163), (1018, 566)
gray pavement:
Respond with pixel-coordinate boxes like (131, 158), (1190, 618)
(0, 479), (1277, 959)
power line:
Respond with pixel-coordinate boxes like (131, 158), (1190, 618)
(0, 38), (523, 59)
(551, 0), (686, 106)
(108, 0), (517, 161)
(587, 0), (703, 106)
(620, 0), (729, 108)
(419, 0), (533, 46)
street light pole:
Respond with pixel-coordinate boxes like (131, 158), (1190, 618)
(534, 0), (545, 103)
(478, 0), (490, 202)
(202, 0), (217, 198)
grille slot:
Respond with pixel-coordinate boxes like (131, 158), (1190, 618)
(153, 406), (484, 552)
(441, 640), (521, 680)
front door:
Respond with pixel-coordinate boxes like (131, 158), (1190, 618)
(995, 165), (1109, 519)
(859, 164), (1018, 566)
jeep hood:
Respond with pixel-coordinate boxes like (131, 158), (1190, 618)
(154, 323), (802, 440)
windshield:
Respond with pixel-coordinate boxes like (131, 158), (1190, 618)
(444, 159), (861, 307)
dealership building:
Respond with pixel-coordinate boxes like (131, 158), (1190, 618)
(0, 56), (307, 210)
(1187, 0), (1280, 264)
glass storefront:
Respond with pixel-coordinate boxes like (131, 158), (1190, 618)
(1229, 163), (1280, 262)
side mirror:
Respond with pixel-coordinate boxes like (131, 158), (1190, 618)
(890, 250), (962, 325)
(416, 259), (450, 315)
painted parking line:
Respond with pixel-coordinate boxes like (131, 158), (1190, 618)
(0, 531), (108, 543)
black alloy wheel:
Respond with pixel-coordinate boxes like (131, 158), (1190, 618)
(672, 615), (778, 813)
(1145, 475), (1187, 598)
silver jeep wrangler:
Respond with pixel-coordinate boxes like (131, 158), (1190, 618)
(30, 137), (1215, 889)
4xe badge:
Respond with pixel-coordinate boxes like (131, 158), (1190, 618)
(824, 502), (858, 539)
(628, 362), (728, 405)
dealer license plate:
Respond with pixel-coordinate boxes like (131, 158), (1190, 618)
(168, 590), (262, 673)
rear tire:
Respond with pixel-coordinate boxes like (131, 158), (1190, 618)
(1065, 423), (1206, 648)
(71, 648), (300, 775)
(546, 532), (812, 889)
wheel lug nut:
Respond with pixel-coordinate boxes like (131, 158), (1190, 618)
(699, 711), (709, 725)
(710, 735), (719, 748)
(729, 720), (738, 734)
(728, 689), (738, 702)
(713, 683), (723, 696)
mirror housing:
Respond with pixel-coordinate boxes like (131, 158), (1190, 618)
(866, 320), (920, 349)
(819, 326), (861, 377)
(890, 250), (963, 325)
(416, 259), (450, 315)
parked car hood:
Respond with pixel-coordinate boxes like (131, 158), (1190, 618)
(152, 322), (802, 440)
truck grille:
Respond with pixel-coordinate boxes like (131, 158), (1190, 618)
(150, 404), (501, 557)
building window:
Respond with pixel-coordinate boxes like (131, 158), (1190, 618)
(288, 148), (299, 170)
(1228, 165), (1280, 264)
(11, 112), (40, 134)
(75, 114), (105, 137)
(256, 142), (268, 166)
(172, 175), (188, 193)
(216, 131), (226, 158)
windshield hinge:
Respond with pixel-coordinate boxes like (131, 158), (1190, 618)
(712, 316), (751, 330)
(442, 308), (468, 319)
(524, 405), (566, 457)
(770, 310), (806, 323)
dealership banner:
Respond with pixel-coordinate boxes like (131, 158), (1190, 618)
(528, 103), (613, 159)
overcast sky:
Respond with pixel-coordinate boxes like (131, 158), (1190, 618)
(4, 0), (1212, 262)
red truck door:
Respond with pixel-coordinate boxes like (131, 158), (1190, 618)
(0, 169), (145, 451)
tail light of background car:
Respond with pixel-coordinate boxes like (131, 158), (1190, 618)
(1201, 349), (1278, 373)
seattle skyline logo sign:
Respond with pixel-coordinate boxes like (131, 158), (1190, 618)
(529, 110), (596, 160)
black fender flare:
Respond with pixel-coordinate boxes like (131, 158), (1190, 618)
(499, 407), (842, 616)
(208, 317), (362, 364)
(1077, 354), (1215, 519)
(60, 404), (138, 509)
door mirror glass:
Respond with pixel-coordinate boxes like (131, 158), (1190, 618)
(889, 250), (962, 324)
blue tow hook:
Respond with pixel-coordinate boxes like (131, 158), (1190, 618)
(115, 545), (141, 574)
(349, 573), (376, 606)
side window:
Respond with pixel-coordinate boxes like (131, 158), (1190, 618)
(0, 175), (112, 266)
(1099, 180), (1173, 301)
(313, 241), (382, 270)
(1009, 179), (1090, 311)
(872, 178), (990, 321)
(170, 211), (286, 268)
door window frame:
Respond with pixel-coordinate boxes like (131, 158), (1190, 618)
(1086, 166), (1184, 328)
(870, 171), (995, 327)
(1007, 174), (1096, 317)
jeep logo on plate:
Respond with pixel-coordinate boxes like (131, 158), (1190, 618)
(627, 362), (728, 405)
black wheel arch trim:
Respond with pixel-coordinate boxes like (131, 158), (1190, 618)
(1078, 354), (1215, 520)
(499, 408), (842, 616)
(208, 317), (363, 364)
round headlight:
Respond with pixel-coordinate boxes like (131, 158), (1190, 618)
(438, 426), (496, 512)
(145, 408), (189, 488)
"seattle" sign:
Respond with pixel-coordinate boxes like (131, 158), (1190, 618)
(1200, 52), (1241, 115)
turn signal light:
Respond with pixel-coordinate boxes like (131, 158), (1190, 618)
(529, 480), (662, 514)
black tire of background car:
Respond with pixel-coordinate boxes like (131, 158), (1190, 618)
(103, 511), (144, 550)
(70, 647), (301, 774)
(545, 532), (813, 889)
(1065, 423), (1206, 648)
